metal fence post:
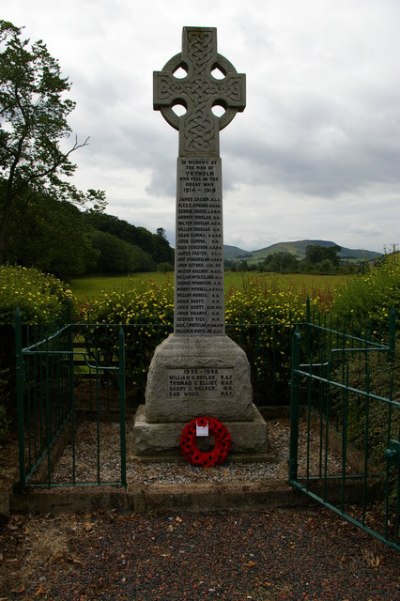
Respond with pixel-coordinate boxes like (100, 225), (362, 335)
(118, 327), (127, 488)
(15, 307), (26, 488)
(289, 327), (301, 484)
(388, 307), (396, 361)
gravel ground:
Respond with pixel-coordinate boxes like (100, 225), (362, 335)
(49, 418), (344, 485)
(2, 419), (400, 600)
(1, 508), (400, 601)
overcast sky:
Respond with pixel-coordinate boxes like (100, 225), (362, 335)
(3, 0), (400, 252)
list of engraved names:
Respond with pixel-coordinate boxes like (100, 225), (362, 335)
(175, 157), (224, 335)
(168, 367), (233, 399)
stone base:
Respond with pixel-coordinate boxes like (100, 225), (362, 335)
(145, 334), (253, 423)
(132, 404), (270, 456)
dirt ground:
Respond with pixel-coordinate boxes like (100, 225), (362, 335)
(1, 426), (400, 600)
(1, 507), (400, 601)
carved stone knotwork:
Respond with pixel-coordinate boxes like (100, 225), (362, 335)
(154, 27), (246, 156)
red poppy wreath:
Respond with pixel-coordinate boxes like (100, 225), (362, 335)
(180, 416), (232, 467)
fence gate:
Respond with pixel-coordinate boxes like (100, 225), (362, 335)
(16, 318), (127, 489)
(289, 316), (400, 551)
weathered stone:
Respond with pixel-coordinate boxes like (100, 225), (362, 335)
(132, 26), (269, 458)
(133, 405), (269, 455)
(174, 157), (224, 336)
(153, 27), (245, 157)
(145, 335), (253, 423)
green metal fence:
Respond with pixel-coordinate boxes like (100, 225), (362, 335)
(14, 315), (301, 488)
(289, 311), (400, 551)
(16, 315), (127, 488)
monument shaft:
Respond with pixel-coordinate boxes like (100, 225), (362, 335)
(154, 27), (245, 337)
(175, 156), (224, 335)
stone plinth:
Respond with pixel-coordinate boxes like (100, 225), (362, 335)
(145, 334), (253, 423)
(133, 404), (269, 456)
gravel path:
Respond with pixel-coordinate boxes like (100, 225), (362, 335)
(49, 418), (345, 486)
(1, 508), (400, 601)
(2, 419), (400, 600)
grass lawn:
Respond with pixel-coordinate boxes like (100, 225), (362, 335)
(70, 271), (353, 303)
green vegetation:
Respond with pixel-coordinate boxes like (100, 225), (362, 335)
(226, 243), (371, 275)
(227, 239), (381, 267)
(71, 272), (346, 304)
(3, 255), (400, 437)
(0, 265), (75, 439)
(0, 20), (105, 264)
(77, 271), (337, 402)
(0, 20), (174, 279)
(332, 347), (400, 461)
(0, 265), (74, 325)
(71, 273), (175, 303)
(333, 253), (400, 333)
(80, 281), (174, 399)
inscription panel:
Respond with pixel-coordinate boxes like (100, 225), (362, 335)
(168, 367), (234, 399)
(175, 157), (224, 335)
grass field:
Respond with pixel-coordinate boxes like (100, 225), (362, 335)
(70, 272), (353, 303)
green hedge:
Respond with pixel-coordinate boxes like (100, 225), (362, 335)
(81, 278), (332, 405)
(0, 265), (75, 438)
(0, 264), (74, 325)
(332, 253), (400, 335)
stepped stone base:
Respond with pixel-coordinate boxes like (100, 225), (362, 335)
(132, 404), (270, 456)
(145, 334), (253, 423)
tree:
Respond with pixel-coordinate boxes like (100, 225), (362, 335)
(260, 251), (298, 273)
(154, 227), (174, 263)
(83, 212), (174, 266)
(0, 20), (105, 262)
(304, 244), (342, 269)
(9, 188), (98, 278)
(91, 230), (155, 274)
(305, 245), (325, 265)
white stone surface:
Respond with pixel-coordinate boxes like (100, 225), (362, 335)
(145, 334), (253, 423)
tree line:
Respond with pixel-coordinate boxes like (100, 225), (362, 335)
(0, 20), (174, 280)
(0, 179), (174, 279)
(225, 244), (369, 274)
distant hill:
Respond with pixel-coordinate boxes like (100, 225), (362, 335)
(224, 240), (382, 264)
(223, 245), (252, 260)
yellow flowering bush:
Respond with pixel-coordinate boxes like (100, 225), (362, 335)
(81, 277), (332, 405)
(81, 282), (174, 398)
(225, 279), (331, 403)
(0, 265), (75, 435)
(333, 254), (400, 336)
(0, 264), (74, 325)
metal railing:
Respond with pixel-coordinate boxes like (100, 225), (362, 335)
(289, 311), (400, 551)
(15, 313), (126, 488)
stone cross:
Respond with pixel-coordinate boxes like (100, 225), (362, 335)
(153, 27), (246, 337)
(154, 27), (246, 157)
(134, 27), (268, 456)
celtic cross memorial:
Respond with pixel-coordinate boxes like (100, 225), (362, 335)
(154, 26), (245, 335)
(133, 27), (268, 456)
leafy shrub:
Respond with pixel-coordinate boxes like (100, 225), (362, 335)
(332, 254), (400, 335)
(81, 276), (333, 405)
(0, 265), (75, 426)
(0, 264), (75, 326)
(81, 281), (174, 400)
(225, 277), (332, 403)
(332, 346), (399, 456)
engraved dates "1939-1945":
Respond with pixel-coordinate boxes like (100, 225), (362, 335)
(168, 367), (233, 399)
